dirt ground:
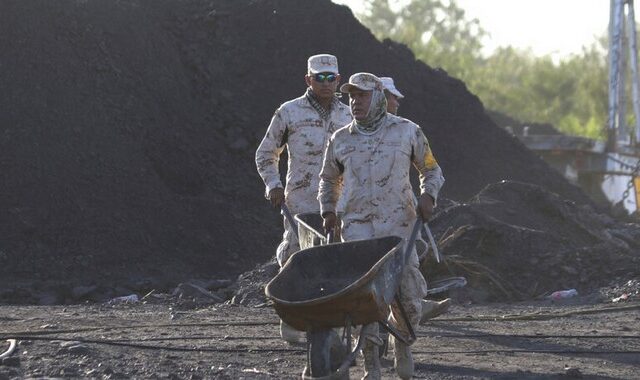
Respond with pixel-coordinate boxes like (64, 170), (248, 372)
(1, 298), (639, 379)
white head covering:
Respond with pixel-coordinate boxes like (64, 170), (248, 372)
(380, 77), (405, 99)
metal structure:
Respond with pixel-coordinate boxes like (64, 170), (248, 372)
(513, 0), (640, 215)
(608, 0), (640, 147)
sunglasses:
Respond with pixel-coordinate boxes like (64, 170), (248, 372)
(313, 72), (337, 83)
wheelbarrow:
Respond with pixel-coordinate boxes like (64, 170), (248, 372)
(265, 209), (422, 379)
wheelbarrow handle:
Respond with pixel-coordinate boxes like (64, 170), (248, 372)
(281, 204), (297, 230)
(404, 217), (423, 263)
(326, 230), (334, 244)
(423, 223), (441, 263)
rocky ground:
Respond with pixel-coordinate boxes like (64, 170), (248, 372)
(1, 296), (639, 379)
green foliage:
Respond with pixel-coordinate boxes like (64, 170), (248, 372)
(357, 0), (612, 139)
(359, 0), (485, 76)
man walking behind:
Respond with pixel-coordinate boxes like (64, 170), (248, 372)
(255, 54), (352, 343)
(380, 76), (451, 323)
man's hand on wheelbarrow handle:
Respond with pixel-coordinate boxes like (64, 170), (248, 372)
(321, 211), (337, 233)
(268, 187), (285, 208)
(417, 193), (435, 221)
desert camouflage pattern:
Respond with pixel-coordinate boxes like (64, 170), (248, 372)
(255, 93), (352, 266)
(318, 112), (444, 341)
(319, 113), (444, 234)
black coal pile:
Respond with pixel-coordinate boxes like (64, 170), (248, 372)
(229, 258), (279, 307)
(0, 0), (607, 303)
(232, 181), (640, 306)
(425, 181), (640, 302)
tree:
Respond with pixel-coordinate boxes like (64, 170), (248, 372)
(359, 0), (486, 77)
(356, 0), (611, 139)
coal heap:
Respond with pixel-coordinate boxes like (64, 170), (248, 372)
(426, 181), (640, 302)
(231, 181), (640, 306)
(0, 0), (600, 300)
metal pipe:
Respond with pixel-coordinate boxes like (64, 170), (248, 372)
(619, 11), (628, 142)
(609, 0), (624, 150)
(280, 204), (297, 231)
(627, 0), (640, 144)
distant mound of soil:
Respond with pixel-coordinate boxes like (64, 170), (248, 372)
(426, 181), (640, 302)
(0, 0), (602, 302)
(230, 182), (640, 306)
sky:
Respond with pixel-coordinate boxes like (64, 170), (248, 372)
(332, 0), (609, 60)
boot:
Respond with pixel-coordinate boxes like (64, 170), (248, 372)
(279, 320), (304, 344)
(362, 340), (381, 380)
(392, 335), (414, 379)
(419, 298), (451, 324)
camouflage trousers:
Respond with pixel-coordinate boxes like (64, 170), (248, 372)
(342, 220), (427, 345)
(276, 214), (300, 267)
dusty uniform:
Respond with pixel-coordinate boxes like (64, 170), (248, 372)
(256, 92), (351, 266)
(318, 113), (444, 341)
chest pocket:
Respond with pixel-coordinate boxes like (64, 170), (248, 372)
(373, 140), (410, 188)
(293, 119), (323, 136)
(290, 119), (326, 153)
(340, 146), (370, 186)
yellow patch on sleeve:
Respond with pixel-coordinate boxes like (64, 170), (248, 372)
(424, 150), (438, 169)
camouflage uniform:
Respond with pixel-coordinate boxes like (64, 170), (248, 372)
(318, 87), (444, 344)
(256, 92), (351, 266)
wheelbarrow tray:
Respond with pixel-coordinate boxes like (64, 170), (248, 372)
(265, 236), (405, 331)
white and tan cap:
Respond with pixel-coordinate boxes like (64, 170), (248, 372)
(380, 77), (404, 99)
(339, 72), (383, 93)
(307, 54), (339, 74)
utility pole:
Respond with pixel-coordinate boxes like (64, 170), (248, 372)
(608, 0), (640, 149)
(628, 0), (640, 144)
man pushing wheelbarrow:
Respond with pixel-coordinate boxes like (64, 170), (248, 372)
(317, 73), (445, 379)
(266, 73), (445, 379)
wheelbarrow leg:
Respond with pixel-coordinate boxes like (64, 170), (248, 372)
(333, 326), (366, 378)
(308, 329), (332, 377)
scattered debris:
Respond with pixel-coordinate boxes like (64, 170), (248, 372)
(0, 339), (17, 360)
(108, 294), (139, 304)
(563, 366), (583, 378)
(612, 293), (629, 303)
(549, 289), (579, 301)
(172, 282), (224, 305)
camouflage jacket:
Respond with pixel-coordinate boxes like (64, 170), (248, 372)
(318, 113), (444, 238)
(255, 93), (352, 215)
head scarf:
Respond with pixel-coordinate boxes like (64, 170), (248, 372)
(353, 84), (387, 134)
